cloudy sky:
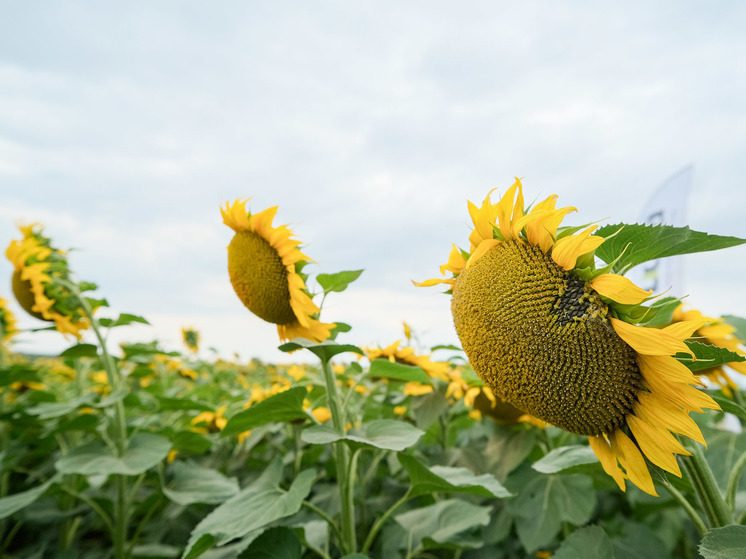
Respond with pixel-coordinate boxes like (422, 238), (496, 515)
(2, 1), (745, 363)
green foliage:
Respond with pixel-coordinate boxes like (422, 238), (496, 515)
(222, 387), (309, 436)
(595, 223), (746, 274)
(554, 525), (615, 559)
(532, 445), (598, 474)
(316, 269), (364, 295)
(677, 341), (746, 372)
(367, 359), (429, 383)
(302, 420), (424, 451)
(699, 526), (746, 559)
(398, 453), (511, 498)
(56, 433), (171, 476)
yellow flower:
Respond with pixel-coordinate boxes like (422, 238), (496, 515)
(394, 405), (407, 416)
(417, 178), (718, 496)
(222, 200), (334, 342)
(311, 406), (332, 423)
(181, 326), (200, 352)
(191, 406), (228, 433)
(5, 224), (93, 339)
(0, 296), (19, 342)
(403, 382), (433, 396)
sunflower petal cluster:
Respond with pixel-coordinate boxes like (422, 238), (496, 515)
(417, 178), (720, 495)
(5, 224), (96, 339)
(222, 200), (334, 342)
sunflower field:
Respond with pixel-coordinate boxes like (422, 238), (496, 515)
(3, 182), (746, 559)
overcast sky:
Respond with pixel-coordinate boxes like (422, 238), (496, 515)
(2, 1), (746, 363)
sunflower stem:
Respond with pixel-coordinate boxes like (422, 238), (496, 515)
(662, 481), (708, 536)
(319, 354), (357, 554)
(726, 449), (746, 512)
(680, 439), (732, 528)
(72, 284), (131, 558)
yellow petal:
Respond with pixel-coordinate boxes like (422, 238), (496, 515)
(412, 277), (455, 288)
(588, 435), (626, 491)
(611, 319), (692, 356)
(634, 392), (706, 446)
(496, 180), (521, 240)
(637, 354), (700, 385)
(610, 430), (658, 496)
(626, 415), (685, 476)
(440, 244), (467, 275)
(590, 274), (653, 305)
(551, 225), (604, 270)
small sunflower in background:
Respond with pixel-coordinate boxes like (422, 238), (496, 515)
(0, 296), (18, 344)
(222, 200), (334, 342)
(181, 326), (200, 353)
(417, 178), (723, 496)
(6, 224), (100, 339)
(672, 305), (746, 397)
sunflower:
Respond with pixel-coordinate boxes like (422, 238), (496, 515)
(5, 224), (93, 339)
(416, 178), (719, 496)
(672, 305), (746, 396)
(0, 296), (19, 343)
(222, 200), (334, 342)
(181, 326), (200, 353)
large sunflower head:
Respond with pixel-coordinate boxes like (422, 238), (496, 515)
(0, 296), (19, 343)
(417, 178), (720, 496)
(222, 200), (334, 342)
(5, 224), (95, 339)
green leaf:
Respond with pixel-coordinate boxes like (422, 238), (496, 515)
(723, 315), (746, 342)
(182, 467), (315, 558)
(238, 527), (302, 559)
(595, 223), (746, 274)
(26, 394), (96, 419)
(222, 387), (308, 437)
(394, 499), (492, 551)
(302, 420), (424, 451)
(398, 453), (512, 498)
(328, 322), (352, 341)
(532, 445), (599, 474)
(278, 338), (363, 361)
(168, 431), (212, 454)
(367, 359), (430, 384)
(554, 525), (615, 559)
(699, 525), (746, 559)
(98, 313), (150, 328)
(710, 394), (746, 421)
(163, 461), (240, 506)
(0, 475), (59, 519)
(59, 343), (98, 358)
(611, 522), (671, 559)
(56, 433), (171, 476)
(431, 344), (462, 352)
(316, 270), (364, 295)
(157, 396), (214, 413)
(676, 341), (745, 372)
(506, 466), (596, 552)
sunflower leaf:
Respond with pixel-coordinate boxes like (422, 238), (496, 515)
(316, 269), (364, 295)
(532, 445), (598, 474)
(699, 525), (746, 559)
(709, 394), (746, 421)
(398, 453), (512, 498)
(302, 420), (423, 451)
(367, 359), (430, 384)
(594, 223), (746, 275)
(553, 525), (615, 559)
(222, 387), (309, 437)
(278, 338), (364, 360)
(676, 341), (745, 372)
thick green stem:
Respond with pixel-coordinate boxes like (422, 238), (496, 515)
(74, 286), (131, 558)
(726, 450), (746, 512)
(681, 440), (732, 528)
(362, 487), (412, 554)
(663, 482), (708, 536)
(319, 355), (356, 554)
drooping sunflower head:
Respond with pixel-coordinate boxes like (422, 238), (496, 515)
(222, 200), (334, 343)
(5, 223), (96, 339)
(181, 326), (200, 353)
(0, 296), (19, 343)
(417, 178), (720, 495)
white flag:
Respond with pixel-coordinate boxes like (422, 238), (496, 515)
(626, 166), (692, 296)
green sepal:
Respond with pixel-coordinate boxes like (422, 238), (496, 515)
(595, 223), (746, 275)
